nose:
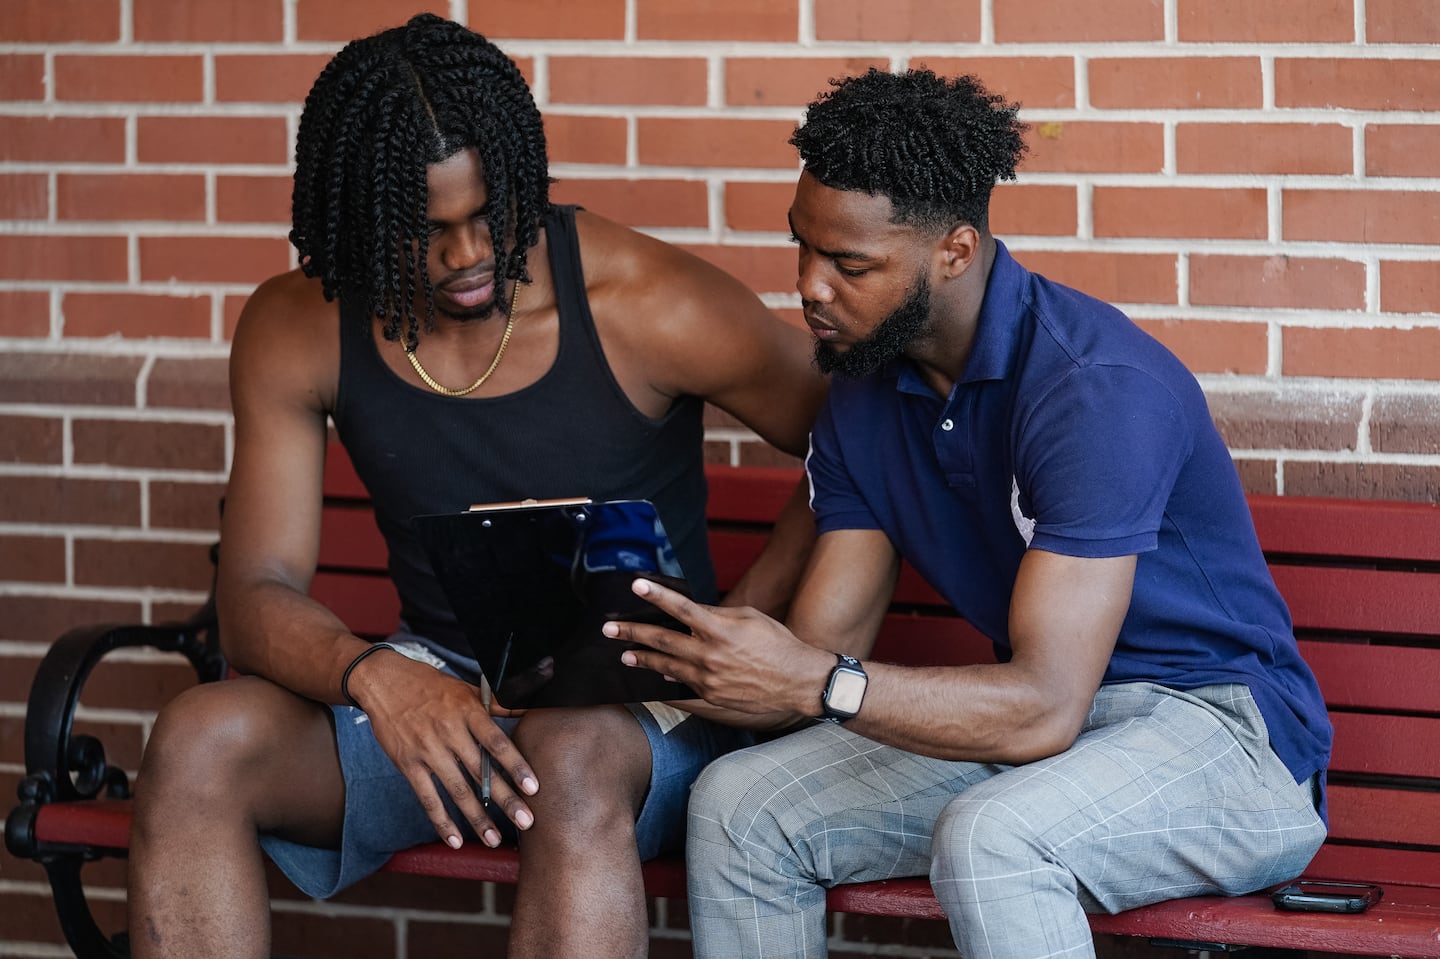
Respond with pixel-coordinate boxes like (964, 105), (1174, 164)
(441, 223), (489, 272)
(795, 249), (834, 304)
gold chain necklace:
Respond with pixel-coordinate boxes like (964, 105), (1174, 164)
(405, 281), (523, 397)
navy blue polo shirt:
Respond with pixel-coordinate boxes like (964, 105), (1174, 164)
(806, 241), (1332, 797)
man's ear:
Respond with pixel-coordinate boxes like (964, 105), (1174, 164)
(938, 223), (981, 279)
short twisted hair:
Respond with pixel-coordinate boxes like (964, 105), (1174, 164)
(790, 68), (1027, 234)
(290, 14), (550, 347)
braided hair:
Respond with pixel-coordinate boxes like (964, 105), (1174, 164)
(290, 14), (550, 347)
(790, 68), (1027, 234)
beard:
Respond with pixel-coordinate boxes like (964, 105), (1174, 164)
(815, 273), (932, 378)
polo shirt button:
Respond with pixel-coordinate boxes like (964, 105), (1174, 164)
(941, 418), (954, 431)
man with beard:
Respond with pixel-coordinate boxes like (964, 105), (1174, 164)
(126, 15), (827, 959)
(606, 68), (1332, 959)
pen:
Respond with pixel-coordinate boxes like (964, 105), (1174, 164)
(480, 679), (492, 809)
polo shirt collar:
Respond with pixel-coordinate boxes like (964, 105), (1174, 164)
(895, 239), (1028, 398)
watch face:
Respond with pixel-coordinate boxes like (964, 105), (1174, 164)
(826, 667), (867, 716)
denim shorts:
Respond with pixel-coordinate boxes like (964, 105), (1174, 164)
(260, 635), (751, 899)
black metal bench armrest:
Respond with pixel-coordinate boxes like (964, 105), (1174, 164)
(20, 596), (223, 808)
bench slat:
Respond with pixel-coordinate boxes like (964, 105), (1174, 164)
(1273, 565), (1440, 637)
(1327, 784), (1440, 847)
(1329, 713), (1440, 779)
(1302, 641), (1440, 714)
(1251, 496), (1440, 565)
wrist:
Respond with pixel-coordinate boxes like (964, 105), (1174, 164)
(340, 641), (399, 707)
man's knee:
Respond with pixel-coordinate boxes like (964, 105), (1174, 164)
(511, 706), (650, 824)
(932, 790), (1051, 886)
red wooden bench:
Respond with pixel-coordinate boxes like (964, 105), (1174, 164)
(8, 445), (1440, 958)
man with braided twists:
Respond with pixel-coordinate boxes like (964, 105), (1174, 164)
(127, 15), (825, 958)
(608, 68), (1333, 959)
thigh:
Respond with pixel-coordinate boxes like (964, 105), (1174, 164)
(692, 721), (1002, 886)
(939, 683), (1326, 913)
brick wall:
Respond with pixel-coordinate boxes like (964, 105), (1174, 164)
(2, 0), (1437, 955)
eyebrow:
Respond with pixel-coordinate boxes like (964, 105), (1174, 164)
(426, 203), (491, 229)
(787, 212), (878, 264)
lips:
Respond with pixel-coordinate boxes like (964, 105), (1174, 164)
(439, 275), (496, 310)
(804, 311), (840, 340)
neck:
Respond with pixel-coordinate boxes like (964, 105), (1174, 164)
(905, 234), (997, 398)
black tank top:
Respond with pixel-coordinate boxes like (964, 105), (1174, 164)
(332, 205), (714, 653)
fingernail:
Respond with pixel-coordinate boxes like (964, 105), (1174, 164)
(632, 578), (651, 595)
(602, 622), (619, 637)
(621, 651), (637, 666)
(446, 835), (463, 850)
(515, 809), (534, 829)
(522, 776), (539, 795)
(483, 829), (501, 847)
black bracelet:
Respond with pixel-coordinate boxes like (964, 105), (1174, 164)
(340, 642), (398, 707)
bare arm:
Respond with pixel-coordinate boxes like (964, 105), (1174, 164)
(617, 539), (1135, 763)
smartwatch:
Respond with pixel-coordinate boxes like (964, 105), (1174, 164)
(820, 653), (868, 723)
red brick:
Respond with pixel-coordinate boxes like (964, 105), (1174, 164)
(639, 118), (798, 169)
(0, 595), (142, 643)
(409, 918), (510, 959)
(996, 0), (1162, 41)
(271, 906), (401, 959)
(215, 54), (333, 103)
(1178, 0), (1354, 41)
(1135, 319), (1268, 375)
(1283, 327), (1440, 381)
(468, 0), (624, 39)
(76, 538), (216, 592)
(1094, 187), (1267, 240)
(0, 352), (142, 406)
(0, 54), (46, 100)
(1371, 393), (1440, 456)
(1206, 389), (1363, 451)
(1284, 462), (1440, 505)
(80, 656), (205, 711)
(74, 419), (227, 472)
(139, 236), (294, 285)
(1021, 121), (1165, 174)
(0, 173), (48, 219)
(1368, 0), (1440, 43)
(64, 292), (212, 339)
(1277, 59), (1440, 112)
(151, 480), (227, 531)
(1380, 260), (1440, 314)
(0, 235), (128, 283)
(1284, 190), (1440, 246)
(724, 180), (795, 233)
(1366, 125), (1440, 178)
(137, 115), (290, 166)
(0, 0), (120, 41)
(1233, 458), (1279, 496)
(681, 243), (796, 296)
(223, 294), (248, 340)
(551, 57), (707, 106)
(0, 117), (127, 163)
(57, 173), (206, 222)
(550, 178), (709, 230)
(725, 57), (890, 107)
(0, 290), (51, 337)
(1089, 58), (1261, 110)
(217, 175), (292, 225)
(295, 0), (447, 41)
(544, 114), (628, 166)
(0, 414), (63, 464)
(638, 0), (799, 41)
(1016, 251), (1178, 306)
(135, 0), (284, 41)
(990, 184), (1078, 237)
(54, 55), (204, 103)
(0, 476), (141, 526)
(0, 535), (64, 584)
(1190, 255), (1364, 310)
(815, 0), (979, 42)
(1177, 122), (1352, 175)
(913, 57), (1075, 110)
(147, 356), (232, 411)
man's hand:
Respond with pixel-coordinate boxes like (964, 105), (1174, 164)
(346, 649), (539, 850)
(603, 577), (835, 719)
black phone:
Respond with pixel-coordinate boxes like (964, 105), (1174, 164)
(1271, 881), (1383, 913)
